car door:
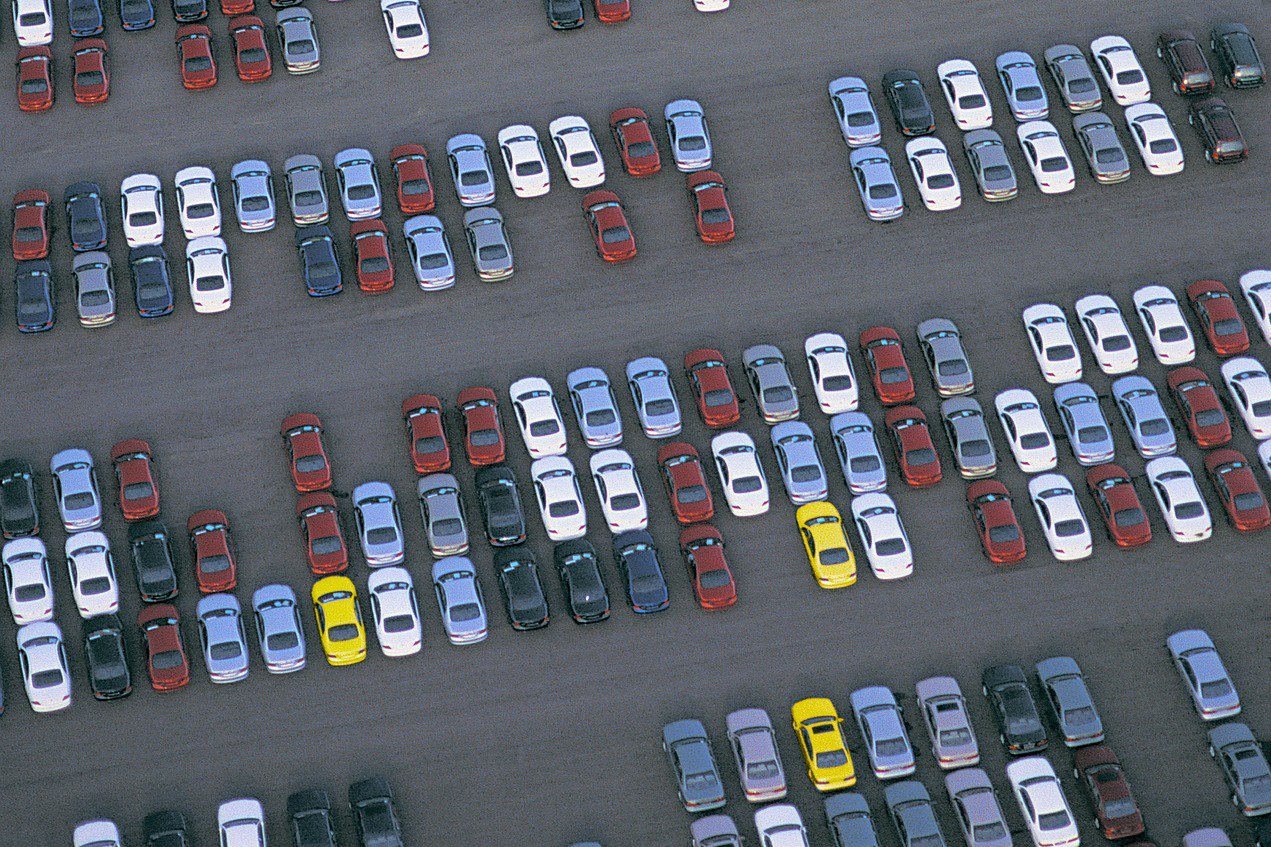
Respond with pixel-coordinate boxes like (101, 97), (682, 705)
(1036, 499), (1053, 534)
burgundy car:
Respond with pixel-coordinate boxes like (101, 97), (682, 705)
(229, 15), (272, 82)
(657, 442), (714, 525)
(687, 171), (735, 244)
(280, 413), (332, 492)
(176, 24), (217, 90)
(1157, 30), (1215, 94)
(684, 348), (740, 428)
(1205, 448), (1271, 532)
(1167, 366), (1232, 447)
(111, 439), (160, 521)
(390, 144), (436, 214)
(11, 189), (50, 260)
(608, 107), (661, 177)
(297, 491), (348, 575)
(402, 393), (451, 473)
(1187, 279), (1249, 357)
(187, 509), (237, 593)
(680, 524), (736, 610)
(860, 326), (916, 405)
(583, 189), (636, 263)
(966, 479), (1026, 564)
(16, 46), (53, 112)
(1073, 745), (1145, 839)
(138, 603), (190, 691)
(458, 387), (506, 466)
(884, 405), (942, 488)
(72, 39), (110, 104)
(1085, 464), (1152, 548)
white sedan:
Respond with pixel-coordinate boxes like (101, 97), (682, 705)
(174, 165), (223, 238)
(1027, 473), (1092, 561)
(509, 376), (568, 458)
(1132, 284), (1195, 364)
(380, 0), (429, 59)
(12, 0), (52, 46)
(994, 388), (1058, 473)
(1074, 293), (1138, 374)
(1015, 121), (1075, 194)
(73, 821), (122, 847)
(1124, 103), (1184, 175)
(496, 125), (551, 198)
(120, 174), (165, 247)
(1005, 757), (1080, 847)
(692, 0), (728, 10)
(710, 431), (769, 517)
(3, 538), (53, 625)
(65, 531), (119, 617)
(530, 456), (587, 541)
(1238, 269), (1271, 345)
(1146, 456), (1212, 542)
(186, 236), (233, 313)
(367, 566), (422, 657)
(1091, 35), (1151, 105)
(1258, 441), (1271, 484)
(547, 116), (605, 188)
(16, 620), (71, 712)
(804, 332), (859, 413)
(1022, 303), (1083, 383)
(850, 493), (914, 579)
(936, 59), (993, 129)
(905, 137), (962, 211)
(588, 448), (648, 533)
(1221, 357), (1271, 440)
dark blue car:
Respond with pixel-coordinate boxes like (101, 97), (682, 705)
(15, 260), (55, 333)
(295, 225), (343, 297)
(129, 246), (175, 318)
(64, 182), (107, 252)
(67, 0), (105, 36)
(612, 529), (670, 613)
(118, 0), (155, 30)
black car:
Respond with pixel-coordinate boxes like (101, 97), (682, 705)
(1157, 30), (1215, 95)
(0, 458), (40, 538)
(119, 0), (155, 29)
(287, 789), (337, 847)
(83, 613), (132, 700)
(15, 260), (56, 333)
(68, 0), (105, 36)
(128, 519), (179, 603)
(981, 664), (1048, 754)
(545, 0), (583, 29)
(1212, 24), (1266, 89)
(553, 539), (610, 623)
(493, 547), (549, 630)
(64, 182), (108, 252)
(882, 69), (936, 136)
(1189, 96), (1248, 163)
(612, 529), (669, 614)
(170, 0), (206, 22)
(129, 245), (175, 318)
(296, 225), (343, 297)
(475, 465), (527, 546)
(348, 777), (404, 847)
(143, 810), (189, 847)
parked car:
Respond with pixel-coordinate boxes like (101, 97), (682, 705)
(824, 793), (880, 847)
(229, 160), (276, 232)
(884, 406), (942, 488)
(1016, 121), (1074, 193)
(1146, 456), (1213, 543)
(348, 778), (404, 847)
(664, 99), (713, 171)
(367, 566), (423, 656)
(50, 448), (103, 532)
(916, 676), (980, 769)
(940, 397), (996, 479)
(351, 481), (406, 567)
(295, 225), (343, 297)
(659, 442), (715, 525)
(609, 107), (661, 176)
(882, 69), (935, 135)
(848, 147), (904, 221)
(432, 556), (488, 645)
(196, 593), (249, 683)
(82, 613), (130, 699)
(883, 781), (948, 847)
(1044, 44), (1102, 111)
(1211, 23), (1265, 88)
(994, 388), (1058, 473)
(1221, 357), (1271, 439)
(311, 575), (366, 666)
(65, 531), (119, 617)
(297, 492), (348, 575)
(1028, 472), (1093, 560)
(1072, 113), (1131, 183)
(770, 421), (829, 504)
(251, 583), (306, 674)
(589, 449), (649, 533)
(944, 768), (1011, 847)
(962, 129), (1018, 201)
(459, 387), (506, 466)
(967, 480), (1026, 564)
(1035, 656), (1104, 746)
(725, 707), (787, 802)
(138, 603), (189, 690)
(849, 686), (916, 779)
(1085, 464), (1152, 547)
(1158, 30), (1215, 94)
(493, 547), (549, 630)
(1209, 722), (1271, 816)
(401, 394), (450, 473)
(463, 207), (514, 281)
(1091, 35), (1152, 104)
(475, 466), (527, 547)
(1205, 448), (1271, 531)
(1168, 366), (1232, 447)
(1167, 628), (1241, 719)
(936, 59), (993, 129)
(982, 664), (1047, 753)
(1072, 745), (1145, 839)
(829, 412), (887, 494)
(127, 519), (179, 602)
(1125, 103), (1185, 175)
(791, 697), (856, 791)
(1133, 284), (1195, 363)
(850, 493), (914, 579)
(712, 432), (769, 517)
(416, 473), (470, 557)
(684, 348), (741, 428)
(662, 719), (727, 812)
(1053, 382), (1114, 466)
(567, 366), (624, 449)
(280, 413), (332, 492)
(996, 50), (1049, 120)
(1189, 96), (1248, 163)
(1111, 375), (1176, 458)
(187, 509), (237, 593)
(1005, 757), (1080, 847)
(627, 357), (683, 437)
(549, 115), (606, 186)
(390, 144), (435, 213)
(828, 76), (882, 147)
(276, 7), (319, 74)
(553, 539), (609, 623)
(612, 529), (669, 613)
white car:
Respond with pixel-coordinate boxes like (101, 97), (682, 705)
(1259, 441), (1271, 484)
(905, 137), (962, 211)
(174, 165), (223, 238)
(626, 356), (683, 438)
(936, 59), (993, 129)
(1221, 357), (1271, 439)
(1124, 103), (1184, 175)
(65, 531), (119, 617)
(692, 0), (728, 10)
(1146, 456), (1212, 542)
(380, 0), (429, 59)
(1015, 121), (1075, 194)
(217, 799), (266, 847)
(754, 805), (810, 847)
(1028, 473), (1092, 561)
(367, 566), (422, 657)
(664, 99), (713, 172)
(548, 116), (605, 188)
(12, 0), (52, 46)
(496, 125), (551, 198)
(850, 493), (914, 579)
(73, 821), (122, 847)
(16, 620), (71, 712)
(711, 431), (770, 517)
(509, 376), (568, 458)
(1238, 269), (1271, 345)
(1074, 294), (1138, 374)
(1091, 35), (1151, 105)
(804, 332), (859, 413)
(186, 236), (232, 313)
(1132, 285), (1195, 364)
(50, 447), (103, 531)
(1005, 757), (1080, 847)
(120, 174), (165, 247)
(994, 388), (1059, 473)
(589, 449), (649, 533)
(1023, 303), (1083, 383)
(3, 538), (53, 625)
(531, 455), (587, 541)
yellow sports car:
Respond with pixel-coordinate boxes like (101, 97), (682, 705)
(791, 697), (856, 791)
(796, 502), (856, 588)
(311, 575), (367, 666)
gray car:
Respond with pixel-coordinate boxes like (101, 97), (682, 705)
(446, 134), (496, 207)
(567, 366), (623, 448)
(72, 252), (115, 327)
(432, 556), (487, 645)
(828, 76), (882, 147)
(941, 397), (997, 479)
(403, 214), (456, 290)
(251, 583), (306, 674)
(50, 448), (102, 532)
(1072, 113), (1131, 183)
(884, 781), (948, 847)
(333, 148), (383, 220)
(284, 155), (329, 226)
(944, 768), (1012, 847)
(825, 793), (879, 847)
(850, 686), (916, 779)
(417, 473), (469, 557)
(915, 675), (980, 769)
(1112, 375), (1176, 458)
(352, 481), (406, 567)
(276, 8), (319, 74)
(962, 129), (1018, 201)
(830, 411), (887, 493)
(1044, 44), (1103, 112)
(770, 421), (828, 504)
(626, 356), (682, 438)
(662, 718), (726, 812)
(1167, 628), (1241, 720)
(1035, 656), (1105, 747)
(196, 593), (249, 684)
(690, 816), (743, 847)
(917, 318), (974, 397)
(1209, 722), (1271, 816)
(462, 207), (513, 281)
(1054, 383), (1114, 465)
(995, 51), (1049, 120)
(743, 344), (800, 423)
(848, 146), (904, 221)
(725, 707), (787, 802)
(663, 99), (713, 172)
(229, 160), (276, 233)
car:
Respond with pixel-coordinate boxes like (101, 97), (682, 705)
(904, 138), (961, 211)
(366, 566), (422, 657)
(1085, 464), (1152, 547)
(686, 171), (735, 243)
(1072, 745), (1145, 839)
(944, 769), (1011, 847)
(295, 225), (343, 297)
(531, 455), (587, 540)
(850, 686), (916, 779)
(994, 388), (1058, 473)
(884, 405), (942, 488)
(297, 492), (348, 575)
(1111, 375), (1176, 457)
(1125, 103), (1184, 175)
(995, 51), (1049, 120)
(1043, 44), (1103, 112)
(1035, 656), (1104, 747)
(829, 414), (888, 495)
(544, 0), (583, 29)
(1211, 23), (1265, 88)
(65, 182), (107, 252)
(916, 319), (973, 397)
(566, 367), (623, 449)
(286, 791), (335, 847)
(612, 529), (669, 613)
(915, 676), (980, 769)
(348, 780), (407, 847)
(15, 621), (70, 712)
(1190, 96), (1248, 163)
(827, 76), (882, 147)
(473, 466), (527, 547)
(1210, 723), (1271, 816)
(724, 708), (786, 802)
(352, 481), (405, 567)
(663, 719), (727, 812)
(1015, 121), (1075, 193)
(284, 154), (330, 225)
(804, 333), (859, 413)
(13, 0), (52, 45)
(138, 603), (188, 690)
(1075, 294), (1138, 372)
(1092, 35), (1151, 104)
(276, 7), (318, 73)
(50, 448), (103, 533)
(1006, 757), (1080, 847)
(446, 134), (496, 207)
(711, 431), (770, 517)
(176, 24), (216, 90)
(549, 116), (607, 187)
(796, 501), (855, 588)
(589, 449), (648, 533)
(72, 39), (110, 104)
(936, 59), (993, 129)
(553, 539), (610, 623)
(15, 46), (53, 111)
(118, 0), (155, 30)
(229, 15), (271, 81)
(961, 129), (1018, 201)
(463, 206), (514, 281)
(792, 697), (856, 791)
(280, 412), (332, 492)
(1023, 303), (1082, 383)
(1168, 366), (1231, 447)
(1072, 113), (1131, 183)
(11, 189), (50, 260)
(1259, 442), (1271, 487)
(684, 349), (741, 428)
(110, 439), (159, 521)
(128, 519), (178, 602)
(1133, 284), (1196, 363)
(742, 344), (799, 423)
(680, 525), (735, 610)
(664, 99), (713, 171)
(185, 235), (232, 313)
(401, 394), (450, 473)
(692, 0), (728, 10)
(496, 125), (551, 198)
(0, 459), (38, 541)
(1158, 30), (1215, 94)
(350, 220), (394, 293)
(940, 397), (997, 479)
(493, 547), (549, 630)
(1240, 269), (1271, 344)
(824, 795), (880, 847)
(982, 664), (1047, 753)
(13, 259), (55, 332)
(311, 575), (366, 665)
(627, 356), (683, 437)
(1221, 357), (1271, 438)
(770, 422), (828, 504)
(187, 509), (236, 593)
(850, 493), (914, 579)
(967, 480), (1027, 564)
(390, 144), (435, 213)
(609, 107), (662, 176)
(431, 556), (488, 644)
(1167, 628), (1241, 719)
(65, 531), (119, 617)
(459, 387), (506, 466)
(229, 159), (276, 233)
(1146, 456), (1213, 542)
(883, 782), (948, 847)
(417, 473), (469, 556)
(881, 68), (935, 135)
(82, 613), (130, 700)
(333, 148), (383, 220)
(583, 189), (636, 262)
(1206, 448), (1271, 531)
(118, 175), (164, 250)
(755, 805), (810, 847)
(196, 593), (249, 683)
(658, 442), (714, 524)
(251, 583), (306, 674)
(848, 147), (904, 221)
(171, 0), (207, 21)
(68, 0), (104, 36)
(1028, 472), (1093, 560)
(218, 800), (266, 847)
(403, 214), (456, 290)
(381, 0), (428, 58)
(860, 326), (916, 405)
(592, 0), (629, 24)
(508, 376), (567, 458)
(174, 166), (222, 238)
(3, 537), (53, 624)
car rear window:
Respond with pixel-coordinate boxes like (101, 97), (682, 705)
(1175, 502), (1205, 520)
(403, 178), (430, 195)
(186, 202), (215, 219)
(1234, 491), (1264, 511)
(1069, 78), (1097, 93)
(450, 602), (481, 622)
(988, 524), (1020, 543)
(366, 527), (398, 545)
(876, 538), (906, 556)
(679, 136), (707, 152)
(1016, 85), (1044, 101)
(266, 631), (299, 651)
(905, 448), (936, 466)
(1213, 318), (1243, 336)
(419, 252), (450, 270)
(1115, 69), (1144, 85)
(460, 171), (488, 187)
(601, 227), (630, 244)
(14, 583), (46, 601)
(1055, 518), (1085, 537)
(646, 399), (676, 417)
(1077, 426), (1107, 444)
(961, 440), (991, 457)
(704, 389), (733, 407)
(81, 576), (112, 595)
(548, 501), (579, 518)
(867, 183), (898, 200)
(383, 614), (416, 633)
(790, 466), (822, 483)
(296, 455), (327, 473)
(311, 536), (342, 555)
(1040, 156), (1069, 172)
(123, 481), (154, 501)
(210, 641), (242, 660)
(1095, 149), (1124, 165)
(762, 386), (793, 405)
(478, 245), (508, 262)
(199, 554), (231, 573)
(287, 39), (315, 55)
(1149, 138), (1178, 154)
(514, 161), (543, 176)
(627, 140), (655, 157)
(849, 455), (881, 474)
(959, 94), (987, 109)
(983, 165), (1012, 181)
(397, 23), (423, 38)
(569, 151), (599, 167)
(733, 476), (763, 494)
(152, 650), (184, 669)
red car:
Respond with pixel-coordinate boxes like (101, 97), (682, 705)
(860, 326), (916, 405)
(11, 189), (50, 260)
(1085, 464), (1152, 548)
(884, 406), (942, 488)
(220, 0), (253, 13)
(351, 220), (394, 292)
(592, 0), (630, 22)
(458, 387), (506, 466)
(1205, 448), (1271, 531)
(1186, 279), (1249, 356)
(297, 492), (348, 575)
(111, 439), (160, 521)
(16, 47), (53, 112)
(187, 509), (237, 593)
(280, 413), (332, 492)
(1073, 745), (1145, 840)
(680, 524), (736, 610)
(583, 189), (636, 263)
(402, 393), (451, 473)
(657, 442), (715, 524)
(138, 604), (190, 691)
(390, 144), (436, 214)
(177, 24), (217, 90)
(72, 39), (110, 104)
(608, 107), (661, 177)
(686, 171), (735, 243)
(1167, 366), (1232, 447)
(229, 15), (271, 82)
(966, 479), (1026, 564)
(684, 348), (740, 428)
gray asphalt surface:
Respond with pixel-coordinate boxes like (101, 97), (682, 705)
(1, 0), (1269, 845)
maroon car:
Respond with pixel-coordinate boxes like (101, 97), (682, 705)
(687, 171), (735, 244)
(176, 24), (217, 90)
(1167, 366), (1232, 447)
(1187, 279), (1249, 357)
(187, 508), (237, 593)
(680, 524), (736, 610)
(1205, 448), (1271, 532)
(583, 189), (636, 263)
(1073, 745), (1145, 839)
(966, 479), (1026, 564)
(110, 438), (160, 521)
(591, 0), (630, 22)
(280, 413), (332, 492)
(1085, 464), (1152, 548)
(11, 189), (50, 260)
(402, 393), (450, 473)
(684, 348), (740, 428)
(350, 220), (394, 293)
(657, 442), (714, 525)
(458, 387), (506, 466)
(1157, 30), (1215, 94)
(884, 405), (942, 488)
(1188, 96), (1248, 163)
(297, 492), (348, 575)
(860, 326), (916, 406)
(390, 144), (435, 214)
(138, 604), (190, 692)
(608, 107), (661, 177)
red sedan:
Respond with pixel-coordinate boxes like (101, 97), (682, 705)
(860, 326), (916, 405)
(280, 413), (332, 492)
(402, 393), (451, 473)
(1167, 366), (1232, 447)
(966, 479), (1026, 564)
(583, 190), (636, 263)
(1073, 745), (1145, 840)
(229, 15), (271, 82)
(12, 189), (50, 260)
(680, 524), (736, 610)
(884, 406), (942, 487)
(351, 220), (394, 292)
(458, 387), (506, 466)
(176, 24), (217, 90)
(608, 107), (661, 177)
(1186, 279), (1249, 356)
(684, 348), (740, 428)
(72, 39), (110, 104)
(187, 509), (237, 593)
(592, 0), (630, 22)
(16, 47), (53, 112)
(390, 144), (436, 214)
(1085, 464), (1152, 548)
(686, 171), (735, 243)
(1205, 448), (1271, 531)
(111, 439), (161, 521)
(297, 492), (348, 575)
(138, 604), (189, 691)
(657, 442), (715, 524)
(220, 0), (253, 13)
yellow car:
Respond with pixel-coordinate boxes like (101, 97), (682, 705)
(796, 501), (856, 588)
(791, 697), (856, 791)
(311, 575), (367, 666)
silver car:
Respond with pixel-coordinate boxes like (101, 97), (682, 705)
(333, 148), (383, 220)
(940, 397), (997, 479)
(72, 252), (115, 327)
(1053, 382), (1114, 465)
(849, 146), (904, 221)
(1111, 375), (1176, 457)
(403, 214), (456, 290)
(915, 675), (980, 769)
(663, 719), (727, 812)
(824, 793), (880, 847)
(251, 583), (306, 674)
(432, 555), (488, 645)
(462, 207), (513, 281)
(283, 154), (329, 226)
(770, 421), (828, 504)
(567, 366), (623, 448)
(944, 769), (1012, 847)
(276, 7), (319, 74)
(446, 133), (496, 207)
(196, 593), (249, 684)
(417, 473), (469, 557)
(725, 707), (787, 802)
(830, 411), (887, 493)
(229, 160), (276, 233)
(1043, 44), (1103, 112)
(1166, 628), (1241, 720)
(917, 318), (974, 396)
(50, 448), (102, 532)
(962, 129), (1018, 201)
(850, 686), (916, 779)
(663, 99), (712, 172)
(1072, 113), (1130, 183)
(1035, 656), (1105, 747)
(352, 481), (406, 567)
(743, 344), (800, 423)
(691, 816), (744, 847)
(626, 356), (682, 438)
(828, 76), (882, 147)
(1209, 722), (1271, 816)
(995, 51), (1049, 120)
